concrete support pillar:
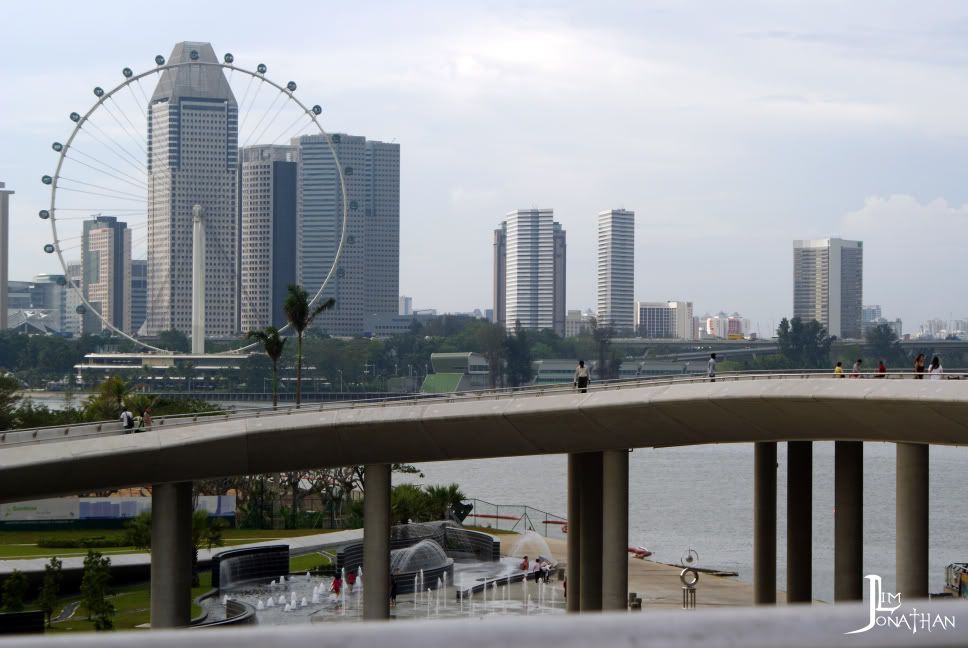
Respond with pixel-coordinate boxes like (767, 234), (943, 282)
(150, 482), (193, 628)
(602, 449), (629, 611)
(896, 443), (929, 599)
(579, 451), (603, 611)
(754, 442), (777, 605)
(786, 441), (812, 604)
(566, 453), (582, 613)
(363, 463), (391, 620)
(835, 441), (863, 602)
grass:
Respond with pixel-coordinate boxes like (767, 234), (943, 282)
(43, 572), (211, 632)
(0, 527), (339, 560)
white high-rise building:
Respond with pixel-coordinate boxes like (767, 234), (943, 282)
(294, 133), (399, 336)
(635, 301), (694, 339)
(0, 182), (11, 330)
(399, 296), (413, 316)
(146, 42), (238, 338)
(596, 209), (634, 333)
(793, 238), (863, 339)
(239, 144), (298, 331)
(497, 209), (566, 334)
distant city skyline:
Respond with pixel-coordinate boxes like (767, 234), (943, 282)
(2, 3), (968, 334)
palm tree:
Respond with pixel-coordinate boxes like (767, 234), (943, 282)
(246, 326), (287, 408)
(282, 284), (335, 406)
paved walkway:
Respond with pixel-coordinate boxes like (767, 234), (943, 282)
(0, 528), (363, 576)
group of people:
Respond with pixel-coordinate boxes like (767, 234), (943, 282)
(834, 354), (943, 379)
(119, 406), (152, 433)
(517, 555), (553, 583)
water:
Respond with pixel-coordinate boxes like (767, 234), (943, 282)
(402, 442), (968, 601)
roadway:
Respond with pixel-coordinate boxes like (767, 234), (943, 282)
(1, 373), (966, 504)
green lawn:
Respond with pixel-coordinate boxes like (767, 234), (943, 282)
(0, 527), (338, 560)
(289, 553), (333, 573)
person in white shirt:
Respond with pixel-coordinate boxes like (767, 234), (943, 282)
(707, 353), (717, 382)
(928, 356), (943, 380)
(574, 360), (590, 393)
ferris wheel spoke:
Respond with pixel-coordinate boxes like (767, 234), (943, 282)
(56, 186), (146, 203)
(238, 78), (266, 136)
(58, 177), (146, 201)
(241, 88), (283, 148)
(64, 153), (147, 192)
(101, 99), (149, 159)
(67, 147), (147, 188)
(124, 83), (147, 120)
(81, 119), (148, 175)
(135, 78), (152, 110)
(268, 112), (307, 145)
(246, 92), (288, 148)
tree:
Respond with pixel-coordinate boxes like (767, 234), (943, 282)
(1, 569), (28, 612)
(865, 323), (903, 366)
(478, 322), (506, 388)
(38, 557), (63, 627)
(504, 323), (533, 387)
(591, 319), (613, 381)
(246, 326), (287, 407)
(157, 329), (191, 353)
(424, 483), (466, 520)
(123, 512), (152, 551)
(776, 317), (831, 369)
(0, 372), (22, 431)
(283, 284), (335, 406)
(191, 510), (226, 586)
(80, 550), (114, 629)
(84, 375), (133, 421)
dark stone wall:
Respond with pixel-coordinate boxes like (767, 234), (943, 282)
(0, 610), (44, 635)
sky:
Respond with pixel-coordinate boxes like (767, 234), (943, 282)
(1, 0), (967, 336)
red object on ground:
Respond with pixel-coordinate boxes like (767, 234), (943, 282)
(628, 546), (653, 559)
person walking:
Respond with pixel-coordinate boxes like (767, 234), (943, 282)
(914, 353), (926, 379)
(574, 360), (590, 393)
(877, 360), (887, 378)
(928, 356), (943, 380)
(120, 406), (135, 433)
(142, 407), (153, 431)
(834, 361), (845, 378)
(850, 358), (862, 378)
(707, 353), (717, 382)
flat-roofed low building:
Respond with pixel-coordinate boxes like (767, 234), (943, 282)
(420, 352), (491, 393)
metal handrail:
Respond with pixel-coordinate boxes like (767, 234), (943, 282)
(2, 369), (965, 448)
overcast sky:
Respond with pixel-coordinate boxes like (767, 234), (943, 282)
(2, 1), (967, 335)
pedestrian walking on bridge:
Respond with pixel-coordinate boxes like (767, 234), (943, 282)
(574, 360), (590, 393)
(707, 353), (717, 382)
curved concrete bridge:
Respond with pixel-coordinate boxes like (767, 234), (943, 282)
(1, 374), (965, 626)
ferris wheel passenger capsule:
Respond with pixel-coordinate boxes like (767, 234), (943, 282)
(52, 142), (63, 152)
(155, 55), (165, 66)
(312, 105), (322, 115)
(122, 67), (133, 78)
(257, 63), (267, 74)
(70, 112), (81, 122)
(41, 175), (53, 185)
(287, 81), (297, 92)
(43, 244), (55, 254)
(39, 210), (50, 220)
(93, 87), (104, 98)
(223, 53), (234, 64)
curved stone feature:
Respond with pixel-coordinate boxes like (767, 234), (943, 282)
(2, 380), (968, 503)
(210, 545), (290, 590)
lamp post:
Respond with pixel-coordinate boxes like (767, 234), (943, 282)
(337, 369), (344, 393)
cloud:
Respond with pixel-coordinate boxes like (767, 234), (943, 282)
(844, 194), (968, 234)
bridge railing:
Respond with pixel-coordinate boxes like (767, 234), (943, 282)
(461, 498), (568, 541)
(2, 369), (965, 448)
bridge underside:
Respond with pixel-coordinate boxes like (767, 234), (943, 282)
(1, 380), (967, 502)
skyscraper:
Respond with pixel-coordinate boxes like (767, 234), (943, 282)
(0, 182), (12, 330)
(497, 209), (566, 334)
(81, 215), (131, 334)
(793, 238), (863, 339)
(239, 144), (298, 331)
(294, 133), (399, 336)
(130, 260), (147, 335)
(492, 223), (506, 325)
(596, 209), (634, 334)
(29, 274), (67, 332)
(146, 41), (238, 338)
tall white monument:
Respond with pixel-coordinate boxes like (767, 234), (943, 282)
(191, 204), (205, 354)
(0, 182), (12, 331)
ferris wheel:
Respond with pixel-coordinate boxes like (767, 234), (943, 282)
(41, 44), (347, 354)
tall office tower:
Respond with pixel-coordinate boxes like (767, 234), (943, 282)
(81, 216), (131, 334)
(793, 238), (863, 339)
(492, 223), (506, 325)
(635, 300), (693, 339)
(0, 182), (12, 330)
(552, 223), (566, 336)
(130, 260), (147, 334)
(862, 304), (882, 324)
(64, 260), (82, 336)
(30, 274), (67, 332)
(294, 133), (399, 336)
(498, 209), (566, 334)
(146, 42), (238, 338)
(596, 209), (635, 334)
(239, 145), (297, 331)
